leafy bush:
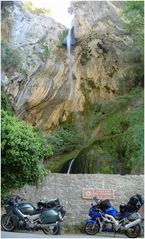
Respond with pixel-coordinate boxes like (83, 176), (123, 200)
(101, 91), (143, 173)
(1, 90), (14, 115)
(57, 30), (69, 48)
(119, 2), (144, 91)
(47, 124), (82, 155)
(38, 45), (50, 62)
(1, 110), (53, 199)
(72, 135), (132, 174)
(1, 40), (21, 71)
(123, 105), (144, 173)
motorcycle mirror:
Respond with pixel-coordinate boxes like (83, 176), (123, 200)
(93, 197), (98, 203)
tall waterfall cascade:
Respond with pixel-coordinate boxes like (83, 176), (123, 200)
(66, 7), (76, 108)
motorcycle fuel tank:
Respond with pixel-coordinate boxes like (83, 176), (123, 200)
(41, 208), (59, 224)
(105, 207), (118, 217)
(18, 203), (35, 215)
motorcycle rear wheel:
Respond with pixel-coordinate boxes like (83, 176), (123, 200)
(1, 214), (15, 231)
(42, 222), (61, 235)
(125, 224), (141, 238)
(85, 222), (100, 235)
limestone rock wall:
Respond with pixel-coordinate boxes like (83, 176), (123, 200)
(2, 1), (131, 131)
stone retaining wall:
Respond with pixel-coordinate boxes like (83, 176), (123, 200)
(9, 174), (144, 226)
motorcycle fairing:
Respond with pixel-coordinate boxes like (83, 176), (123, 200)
(85, 218), (97, 224)
(89, 209), (102, 218)
(115, 212), (132, 220)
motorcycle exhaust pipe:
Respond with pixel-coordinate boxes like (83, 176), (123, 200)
(124, 218), (141, 230)
(38, 222), (58, 229)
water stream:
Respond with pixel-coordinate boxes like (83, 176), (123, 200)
(66, 28), (72, 79)
(67, 159), (75, 174)
(66, 7), (76, 105)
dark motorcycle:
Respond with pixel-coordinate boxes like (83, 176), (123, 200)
(1, 195), (66, 235)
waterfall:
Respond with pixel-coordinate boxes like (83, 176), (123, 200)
(66, 28), (73, 83)
(67, 159), (75, 174)
(66, 7), (76, 102)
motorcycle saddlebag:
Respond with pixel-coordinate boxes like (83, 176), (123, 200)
(125, 194), (143, 212)
(40, 208), (59, 224)
(46, 198), (60, 208)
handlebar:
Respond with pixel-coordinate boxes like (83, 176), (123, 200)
(9, 195), (26, 205)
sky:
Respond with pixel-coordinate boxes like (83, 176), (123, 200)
(31, 0), (73, 27)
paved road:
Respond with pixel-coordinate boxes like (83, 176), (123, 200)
(1, 231), (127, 238)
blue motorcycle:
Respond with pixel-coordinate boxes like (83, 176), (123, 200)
(84, 194), (144, 238)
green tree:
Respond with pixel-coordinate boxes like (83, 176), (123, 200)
(123, 1), (144, 41)
(121, 1), (144, 89)
(1, 110), (53, 200)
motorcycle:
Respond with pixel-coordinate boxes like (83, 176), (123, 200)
(1, 195), (66, 235)
(84, 194), (144, 238)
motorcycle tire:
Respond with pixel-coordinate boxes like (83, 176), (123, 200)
(84, 222), (100, 235)
(42, 222), (61, 235)
(125, 224), (141, 238)
(1, 214), (15, 231)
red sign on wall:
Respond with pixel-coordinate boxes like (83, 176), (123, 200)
(82, 188), (115, 199)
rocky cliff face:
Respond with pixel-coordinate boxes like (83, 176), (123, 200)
(1, 1), (131, 131)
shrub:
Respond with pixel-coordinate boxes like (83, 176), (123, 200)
(1, 40), (21, 71)
(57, 30), (69, 48)
(47, 124), (82, 155)
(1, 110), (53, 200)
(1, 90), (14, 115)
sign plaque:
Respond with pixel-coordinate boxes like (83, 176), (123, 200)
(82, 188), (115, 199)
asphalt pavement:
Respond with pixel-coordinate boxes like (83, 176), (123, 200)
(1, 231), (127, 239)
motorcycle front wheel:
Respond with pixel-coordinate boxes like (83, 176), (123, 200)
(125, 224), (141, 238)
(1, 214), (15, 231)
(42, 222), (61, 235)
(85, 222), (100, 235)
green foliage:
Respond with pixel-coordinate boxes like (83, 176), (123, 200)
(23, 1), (51, 15)
(72, 134), (131, 174)
(1, 90), (14, 115)
(123, 105), (144, 173)
(57, 30), (69, 47)
(71, 88), (143, 174)
(1, 40), (21, 71)
(120, 1), (144, 91)
(1, 110), (53, 199)
(101, 89), (143, 173)
(47, 124), (82, 155)
(38, 45), (50, 62)
(123, 1), (144, 40)
(48, 149), (80, 173)
(88, 103), (105, 129)
(80, 82), (92, 112)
